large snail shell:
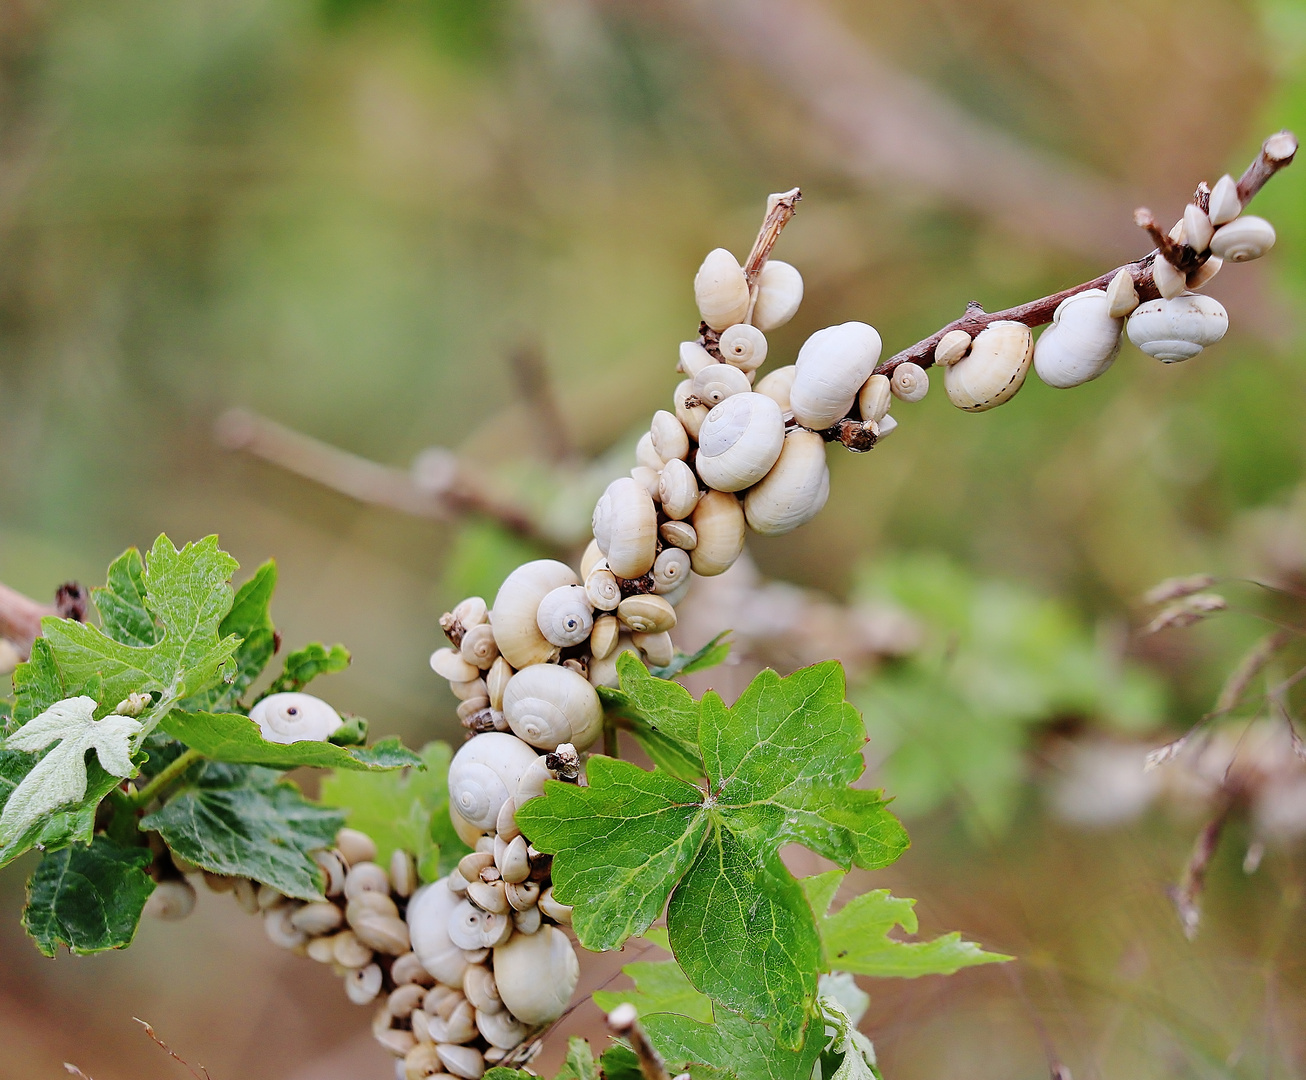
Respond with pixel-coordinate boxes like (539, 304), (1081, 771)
(717, 324), (768, 373)
(406, 878), (471, 986)
(890, 362), (929, 403)
(649, 410), (690, 463)
(857, 373), (891, 423)
(658, 458), (701, 521)
(790, 322), (883, 429)
(448, 733), (541, 830)
(617, 594), (677, 634)
(593, 476), (658, 580)
(1032, 288), (1123, 389)
(689, 489), (746, 576)
(1208, 174), (1241, 226)
(754, 365), (797, 413)
(677, 340), (714, 378)
(674, 379), (711, 440)
(652, 547), (691, 594)
(943, 320), (1032, 411)
(743, 429), (830, 536)
(250, 693), (341, 744)
(493, 925), (580, 1026)
(751, 260), (803, 331)
(491, 561), (579, 669)
(695, 392), (786, 493)
(691, 363), (751, 407)
(535, 585), (594, 648)
(635, 432), (665, 472)
(589, 633), (640, 688)
(1209, 215), (1275, 262)
(694, 248), (750, 331)
(1126, 294), (1228, 363)
(502, 664), (603, 751)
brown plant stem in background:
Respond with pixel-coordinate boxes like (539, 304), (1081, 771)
(1169, 798), (1235, 941)
(607, 1005), (670, 1080)
(0, 580), (86, 660)
(508, 341), (577, 465)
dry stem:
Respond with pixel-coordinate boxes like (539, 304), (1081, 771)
(0, 580), (86, 660)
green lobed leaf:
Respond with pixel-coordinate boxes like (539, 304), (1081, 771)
(263, 641), (350, 697)
(598, 653), (703, 781)
(160, 710), (419, 771)
(12, 638), (65, 723)
(802, 871), (1011, 977)
(556, 1038), (600, 1080)
(185, 561), (278, 711)
(598, 1045), (644, 1080)
(21, 835), (155, 957)
(142, 761), (344, 899)
(591, 928), (713, 1023)
(648, 632), (733, 679)
(96, 548), (161, 648)
(644, 1009), (826, 1080)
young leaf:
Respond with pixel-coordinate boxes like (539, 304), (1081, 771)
(643, 1009), (826, 1080)
(141, 761), (344, 899)
(556, 1037), (600, 1080)
(648, 632), (732, 679)
(160, 711), (419, 771)
(817, 997), (881, 1080)
(598, 654), (703, 780)
(597, 1044), (644, 1080)
(264, 642), (350, 697)
(591, 928), (713, 1022)
(96, 548), (160, 648)
(22, 835), (155, 957)
(185, 561), (278, 711)
(802, 870), (1011, 977)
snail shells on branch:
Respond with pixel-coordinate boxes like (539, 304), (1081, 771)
(1208, 174), (1241, 226)
(535, 585), (594, 648)
(689, 489), (746, 576)
(754, 364), (797, 413)
(751, 259), (803, 331)
(943, 320), (1032, 412)
(674, 379), (711, 439)
(889, 362), (928, 403)
(1032, 288), (1123, 388)
(1210, 215), (1275, 262)
(617, 594), (677, 634)
(592, 477), (658, 580)
(448, 732), (541, 830)
(790, 321), (883, 430)
(492, 925), (579, 1026)
(677, 340), (714, 378)
(857, 373), (891, 423)
(743, 429), (830, 536)
(658, 458), (701, 520)
(652, 547), (691, 594)
(1126, 294), (1228, 362)
(695, 392), (786, 493)
(459, 624), (499, 670)
(694, 248), (751, 330)
(691, 363), (752, 407)
(717, 324), (768, 372)
(502, 663), (603, 751)
(491, 561), (579, 669)
(250, 692), (342, 744)
(649, 410), (690, 463)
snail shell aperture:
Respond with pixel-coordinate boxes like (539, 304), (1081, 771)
(535, 585), (594, 648)
(250, 692), (342, 745)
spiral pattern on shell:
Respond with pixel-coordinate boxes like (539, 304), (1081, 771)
(535, 585), (594, 648)
(249, 692), (342, 745)
(717, 323), (768, 372)
(889, 362), (929, 402)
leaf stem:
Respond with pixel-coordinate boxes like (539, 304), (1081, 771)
(130, 748), (204, 809)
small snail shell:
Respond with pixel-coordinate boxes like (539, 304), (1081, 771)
(393, 953), (434, 989)
(579, 538), (604, 580)
(585, 564), (622, 612)
(658, 458), (701, 520)
(459, 624), (499, 670)
(717, 324), (768, 372)
(435, 1043), (486, 1080)
(429, 999), (478, 1045)
(660, 519), (697, 550)
(588, 633), (640, 688)
(451, 596), (488, 630)
(592, 477), (658, 579)
(449, 899), (512, 951)
(537, 886), (572, 925)
(1183, 204), (1214, 252)
(1208, 174), (1241, 226)
(250, 692), (341, 744)
(333, 928), (374, 968)
(1105, 268), (1139, 318)
(691, 363), (752, 407)
(450, 677), (488, 702)
(448, 732), (541, 830)
(635, 432), (665, 472)
(496, 797), (520, 840)
(144, 879), (196, 921)
(306, 935), (336, 963)
(493, 924), (579, 1026)
(1032, 288), (1123, 389)
(313, 849), (346, 896)
(1210, 215), (1275, 262)
(291, 900), (343, 935)
(590, 614), (620, 660)
(505, 879), (540, 911)
(790, 322), (883, 429)
(459, 851), (494, 880)
(346, 962), (383, 1005)
(695, 392), (786, 492)
(753, 365), (797, 413)
(514, 754), (554, 807)
(513, 904), (543, 936)
(345, 861), (390, 899)
(689, 489), (746, 576)
(1153, 255), (1187, 299)
(674, 379), (711, 439)
(751, 259), (803, 331)
(618, 594), (677, 634)
(1126, 294), (1228, 362)
(499, 835), (531, 884)
(650, 410), (690, 463)
(390, 850), (417, 898)
(502, 663), (603, 751)
(678, 340), (714, 378)
(257, 882), (286, 911)
(464, 964), (502, 1014)
(743, 429), (830, 536)
(1188, 256), (1222, 290)
(486, 656), (513, 712)
(857, 373), (891, 423)
(889, 362), (929, 403)
(535, 585), (594, 648)
(354, 913), (412, 955)
(265, 904), (307, 949)
(652, 548), (691, 594)
(466, 879), (509, 915)
(934, 329), (972, 366)
(633, 630), (674, 667)
(660, 577), (692, 607)
(943, 320), (1032, 412)
(629, 465), (659, 500)
(431, 648), (481, 684)
(233, 877), (259, 914)
(477, 1008), (528, 1050)
(694, 248), (750, 330)
(491, 561), (579, 669)
(406, 1044), (446, 1078)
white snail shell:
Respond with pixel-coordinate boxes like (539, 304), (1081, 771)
(688, 489), (746, 576)
(652, 547), (691, 594)
(674, 378), (710, 439)
(592, 476), (658, 580)
(617, 594), (677, 634)
(1126, 294), (1228, 362)
(1105, 268), (1139, 318)
(1183, 204), (1214, 252)
(535, 585), (594, 648)
(436, 1042), (486, 1080)
(743, 429), (830, 536)
(451, 596), (488, 630)
(1208, 174), (1241, 226)
(1188, 256), (1222, 290)
(889, 362), (929, 403)
(691, 363), (751, 407)
(477, 1007), (529, 1051)
(695, 392), (786, 493)
(431, 647), (480, 683)
(459, 624), (500, 670)
(1209, 215), (1275, 262)
(588, 633), (640, 688)
(717, 324), (768, 372)
(943, 320), (1032, 412)
(649, 410), (690, 463)
(448, 732), (541, 830)
(144, 879), (196, 921)
(491, 561), (579, 669)
(751, 259), (803, 331)
(1032, 288), (1123, 389)
(406, 878), (472, 986)
(659, 519), (697, 550)
(502, 663), (603, 751)
(486, 656), (513, 712)
(934, 329), (971, 366)
(1153, 256), (1187, 299)
(492, 924), (580, 1026)
(250, 692), (341, 744)
(449, 899), (512, 951)
(753, 365), (797, 413)
(660, 576), (692, 607)
(635, 432), (665, 472)
(857, 373), (891, 423)
(584, 563), (622, 612)
(579, 538), (604, 581)
(630, 466), (660, 501)
(633, 630), (674, 667)
(790, 322), (883, 429)
(677, 340), (714, 378)
(590, 615), (620, 660)
(694, 248), (750, 330)
(658, 458), (701, 521)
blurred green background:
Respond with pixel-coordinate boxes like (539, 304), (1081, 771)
(2, 0), (1306, 1076)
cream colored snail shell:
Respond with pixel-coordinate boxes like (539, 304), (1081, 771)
(435, 1042), (486, 1080)
(1126, 294), (1228, 362)
(652, 547), (691, 594)
(1105, 268), (1139, 318)
(677, 340), (714, 378)
(1153, 255), (1187, 300)
(477, 1007), (529, 1051)
(144, 879), (196, 921)
(618, 594), (677, 634)
(790, 321), (883, 429)
(250, 692), (341, 744)
(751, 259), (803, 331)
(694, 247), (750, 330)
(584, 563), (622, 612)
(579, 538), (604, 581)
(1209, 215), (1275, 262)
(943, 320), (1032, 412)
(631, 465), (660, 501)
(492, 924), (580, 1026)
(674, 378), (711, 440)
(431, 647), (481, 683)
(688, 489), (746, 576)
(451, 595), (488, 630)
(1032, 288), (1123, 389)
(754, 364), (797, 413)
(535, 585), (594, 648)
(502, 663), (603, 751)
(660, 576), (692, 607)
(717, 324), (768, 373)
(889, 362), (929, 403)
(1188, 256), (1222, 290)
(857, 372), (891, 423)
(588, 633), (641, 688)
(658, 458), (701, 521)
(1208, 174), (1241, 226)
(691, 362), (751, 407)
(449, 898), (512, 951)
(1182, 203), (1214, 252)
(660, 519), (697, 550)
(695, 391), (786, 493)
(633, 630), (674, 667)
(486, 656), (513, 712)
(650, 410), (690, 463)
(635, 431), (665, 472)
(459, 624), (499, 670)
(590, 614), (621, 660)
(592, 476), (658, 580)
(934, 329), (972, 366)
(397, 882), (471, 980)
(491, 561), (578, 669)
(448, 732), (541, 830)
(743, 429), (830, 536)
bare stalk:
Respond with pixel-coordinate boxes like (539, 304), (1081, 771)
(1168, 798), (1234, 941)
(0, 580), (87, 660)
(607, 1004), (670, 1080)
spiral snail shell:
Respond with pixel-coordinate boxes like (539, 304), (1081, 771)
(691, 363), (752, 407)
(406, 878), (472, 986)
(695, 391), (786, 493)
(617, 594), (677, 634)
(492, 925), (580, 1026)
(250, 692), (342, 744)
(459, 624), (500, 670)
(590, 614), (621, 661)
(657, 458), (701, 521)
(1032, 288), (1123, 389)
(592, 476), (658, 580)
(674, 379), (711, 440)
(502, 663), (604, 751)
(535, 585), (594, 648)
(790, 322), (883, 430)
(934, 329), (972, 366)
(584, 563), (622, 611)
(677, 340), (714, 378)
(943, 320), (1032, 412)
(1126, 294), (1228, 362)
(491, 561), (579, 669)
(743, 429), (830, 536)
(751, 259), (804, 331)
(889, 362), (929, 403)
(649, 410), (690, 463)
(1208, 174), (1241, 226)
(1209, 215), (1275, 262)
(754, 364), (797, 413)
(652, 547), (691, 594)
(689, 489), (746, 576)
(717, 324), (768, 372)
(660, 519), (697, 550)
(448, 732), (541, 831)
(694, 248), (751, 330)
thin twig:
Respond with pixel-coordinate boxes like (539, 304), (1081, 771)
(133, 1018), (211, 1080)
(507, 341), (576, 463)
(742, 187), (801, 286)
(0, 579), (86, 660)
(607, 1004), (670, 1080)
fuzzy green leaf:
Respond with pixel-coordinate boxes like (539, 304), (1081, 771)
(142, 761), (344, 899)
(186, 561), (278, 711)
(22, 835), (155, 956)
(591, 928), (713, 1022)
(264, 642), (350, 696)
(644, 1009), (826, 1080)
(818, 997), (881, 1080)
(556, 1038), (600, 1080)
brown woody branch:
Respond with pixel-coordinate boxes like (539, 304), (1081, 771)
(0, 580), (86, 660)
